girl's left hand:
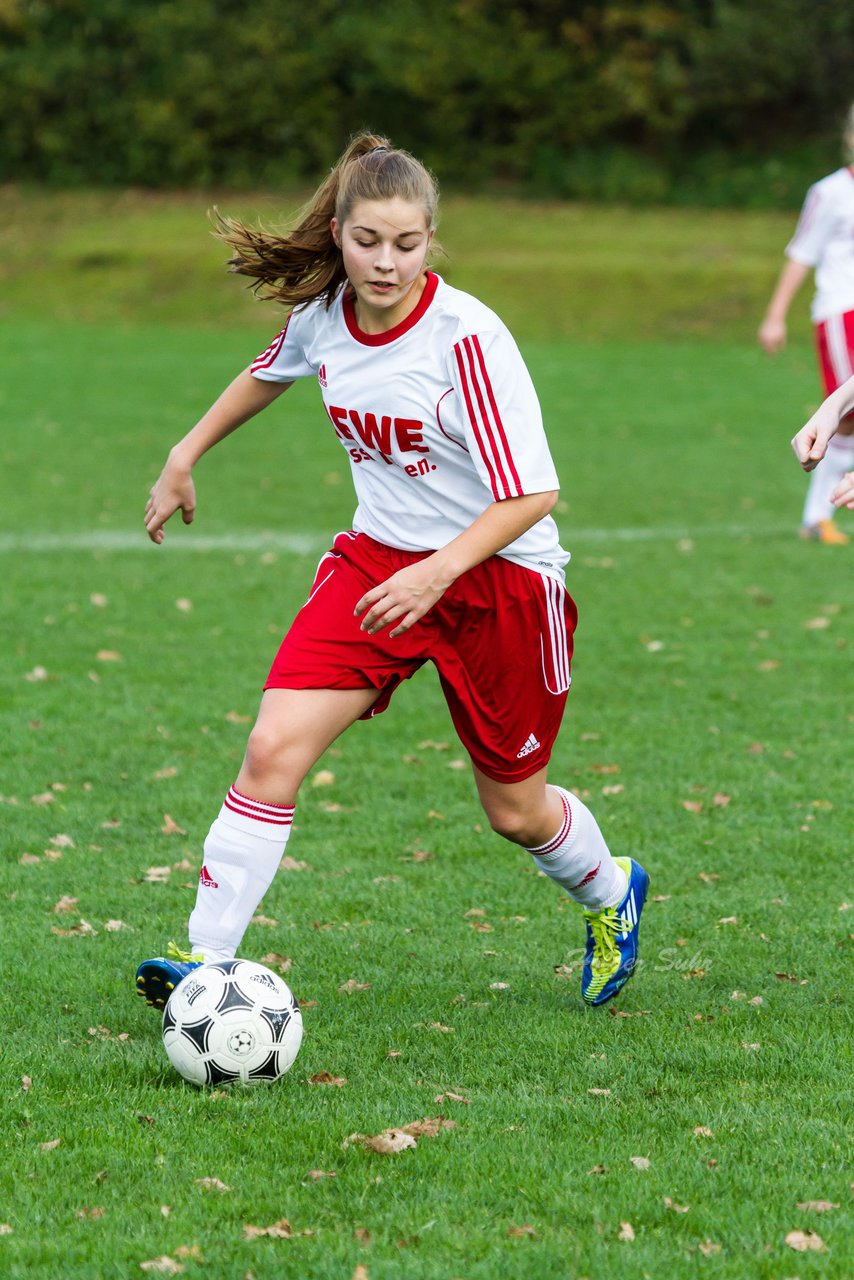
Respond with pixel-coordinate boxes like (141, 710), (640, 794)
(355, 557), (451, 638)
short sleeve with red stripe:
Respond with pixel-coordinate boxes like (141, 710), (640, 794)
(251, 312), (317, 382)
(450, 329), (559, 501)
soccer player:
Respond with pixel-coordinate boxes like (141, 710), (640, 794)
(136, 133), (648, 1013)
(758, 102), (854, 544)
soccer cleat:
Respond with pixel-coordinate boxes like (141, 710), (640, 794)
(581, 857), (649, 1007)
(135, 942), (204, 1010)
(800, 520), (849, 545)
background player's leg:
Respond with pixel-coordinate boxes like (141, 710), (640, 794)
(802, 417), (854, 539)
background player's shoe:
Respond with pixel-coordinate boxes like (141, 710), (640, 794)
(581, 857), (649, 1007)
(136, 942), (204, 1010)
(800, 519), (849, 545)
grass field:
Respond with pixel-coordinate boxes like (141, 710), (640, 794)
(1, 190), (852, 1279)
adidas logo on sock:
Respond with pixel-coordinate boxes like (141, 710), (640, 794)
(199, 864), (219, 889)
(516, 732), (541, 758)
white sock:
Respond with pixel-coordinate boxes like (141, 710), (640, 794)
(527, 786), (627, 910)
(803, 434), (854, 525)
(188, 785), (295, 962)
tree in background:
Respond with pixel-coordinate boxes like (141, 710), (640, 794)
(0, 0), (852, 204)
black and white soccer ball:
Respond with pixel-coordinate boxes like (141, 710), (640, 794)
(162, 959), (303, 1086)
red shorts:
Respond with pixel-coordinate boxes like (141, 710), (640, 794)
(816, 311), (854, 421)
(265, 531), (577, 783)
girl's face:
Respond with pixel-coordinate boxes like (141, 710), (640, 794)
(331, 198), (434, 332)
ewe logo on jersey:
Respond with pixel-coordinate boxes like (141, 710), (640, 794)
(325, 403), (438, 478)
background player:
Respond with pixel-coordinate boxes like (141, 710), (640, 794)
(135, 132), (648, 1013)
(759, 102), (854, 544)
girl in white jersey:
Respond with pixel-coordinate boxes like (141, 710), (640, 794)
(136, 132), (648, 1013)
(759, 103), (854, 544)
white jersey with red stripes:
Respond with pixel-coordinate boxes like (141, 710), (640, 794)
(251, 272), (568, 580)
(786, 166), (854, 322)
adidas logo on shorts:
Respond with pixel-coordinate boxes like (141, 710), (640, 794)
(516, 732), (541, 758)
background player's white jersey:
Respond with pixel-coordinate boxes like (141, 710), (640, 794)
(251, 273), (569, 580)
(786, 167), (854, 321)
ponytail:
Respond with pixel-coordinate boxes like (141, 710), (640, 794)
(213, 132), (439, 310)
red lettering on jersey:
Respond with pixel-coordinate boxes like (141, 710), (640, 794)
(327, 405), (354, 441)
(394, 418), (429, 453)
(350, 411), (394, 464)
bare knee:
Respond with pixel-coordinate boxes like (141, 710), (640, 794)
(240, 722), (307, 798)
(484, 801), (540, 847)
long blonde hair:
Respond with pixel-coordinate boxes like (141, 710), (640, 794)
(214, 132), (439, 308)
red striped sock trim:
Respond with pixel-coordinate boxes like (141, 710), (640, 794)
(224, 786), (294, 826)
(530, 791), (572, 857)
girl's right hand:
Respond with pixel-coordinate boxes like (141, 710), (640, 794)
(758, 317), (786, 354)
(145, 456), (197, 544)
(832, 470), (854, 509)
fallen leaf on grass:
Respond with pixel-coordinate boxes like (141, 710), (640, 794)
(682, 800), (703, 814)
(52, 895), (78, 914)
(260, 953), (292, 974)
(243, 1218), (297, 1240)
(718, 916), (738, 925)
(139, 1257), (183, 1275)
(588, 1088), (611, 1097)
(224, 709), (249, 723)
(75, 1206), (104, 1220)
(194, 1178), (230, 1193)
(251, 914), (278, 927)
(401, 848), (433, 862)
(21, 1077), (31, 1093)
(31, 792), (55, 805)
(796, 1200), (839, 1212)
(693, 1126), (714, 1138)
(338, 979), (371, 994)
(630, 1156), (650, 1170)
(507, 1223), (537, 1238)
(104, 919), (130, 932)
(309, 1072), (347, 1087)
(346, 1130), (417, 1155)
(280, 855), (311, 871)
(434, 1091), (469, 1105)
(24, 666), (48, 682)
(344, 1116), (455, 1155)
(416, 1022), (453, 1033)
(785, 1229), (826, 1252)
(312, 770), (335, 788)
(0, 1225), (11, 1236)
(663, 1197), (689, 1213)
(160, 814), (186, 836)
(698, 872), (719, 882)
(352, 1267), (369, 1280)
(697, 1240), (721, 1256)
(587, 1164), (606, 1175)
(470, 921), (493, 933)
(51, 919), (97, 937)
(144, 866), (171, 884)
(618, 1221), (635, 1242)
(306, 1170), (336, 1181)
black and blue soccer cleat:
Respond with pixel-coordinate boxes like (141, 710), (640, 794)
(135, 942), (204, 1010)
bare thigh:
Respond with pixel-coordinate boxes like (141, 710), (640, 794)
(235, 686), (378, 805)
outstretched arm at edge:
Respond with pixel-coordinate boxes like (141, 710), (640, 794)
(791, 375), (854, 472)
(145, 368), (292, 544)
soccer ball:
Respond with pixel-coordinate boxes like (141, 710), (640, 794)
(162, 959), (303, 1086)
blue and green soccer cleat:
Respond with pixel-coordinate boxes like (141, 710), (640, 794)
(135, 942), (204, 1010)
(581, 857), (649, 1006)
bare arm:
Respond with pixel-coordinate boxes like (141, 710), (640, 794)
(145, 368), (291, 543)
(791, 375), (854, 471)
(355, 489), (558, 637)
(758, 259), (811, 354)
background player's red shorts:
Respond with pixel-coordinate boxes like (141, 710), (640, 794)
(815, 311), (854, 422)
(265, 531), (577, 783)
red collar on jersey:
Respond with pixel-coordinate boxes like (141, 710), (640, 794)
(343, 271), (439, 346)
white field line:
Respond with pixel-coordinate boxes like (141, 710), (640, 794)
(0, 524), (795, 554)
